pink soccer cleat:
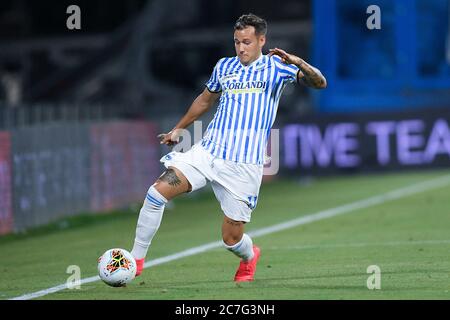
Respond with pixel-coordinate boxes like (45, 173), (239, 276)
(234, 245), (261, 282)
(135, 258), (145, 277)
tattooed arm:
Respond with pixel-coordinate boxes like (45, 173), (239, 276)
(268, 47), (327, 89)
(296, 61), (327, 89)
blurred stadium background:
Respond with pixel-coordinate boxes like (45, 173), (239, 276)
(0, 0), (450, 300)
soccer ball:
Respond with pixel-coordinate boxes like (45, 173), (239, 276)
(98, 248), (137, 287)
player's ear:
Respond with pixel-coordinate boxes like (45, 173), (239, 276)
(259, 35), (266, 47)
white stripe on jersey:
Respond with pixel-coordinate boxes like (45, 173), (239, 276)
(202, 54), (299, 165)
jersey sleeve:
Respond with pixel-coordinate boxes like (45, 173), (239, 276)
(273, 56), (300, 84)
(205, 59), (223, 93)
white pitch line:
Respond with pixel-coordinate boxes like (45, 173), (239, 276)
(9, 174), (450, 300)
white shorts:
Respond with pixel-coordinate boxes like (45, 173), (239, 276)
(160, 143), (263, 222)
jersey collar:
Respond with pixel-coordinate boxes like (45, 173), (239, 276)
(238, 53), (265, 69)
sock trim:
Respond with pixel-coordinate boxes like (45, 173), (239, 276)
(222, 234), (245, 250)
(148, 185), (168, 204)
(146, 193), (164, 206)
(222, 237), (244, 250)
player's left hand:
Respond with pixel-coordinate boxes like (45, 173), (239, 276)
(268, 48), (302, 66)
(157, 129), (181, 146)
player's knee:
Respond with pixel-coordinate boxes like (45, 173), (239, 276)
(154, 168), (191, 197)
(157, 168), (182, 185)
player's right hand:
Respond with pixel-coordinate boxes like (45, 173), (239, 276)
(157, 130), (181, 146)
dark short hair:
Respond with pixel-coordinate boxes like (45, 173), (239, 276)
(234, 13), (267, 36)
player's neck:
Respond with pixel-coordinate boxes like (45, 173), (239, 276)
(241, 53), (263, 67)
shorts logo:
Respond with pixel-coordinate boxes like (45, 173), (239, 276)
(247, 196), (258, 209)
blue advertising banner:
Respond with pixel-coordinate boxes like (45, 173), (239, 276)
(282, 109), (450, 174)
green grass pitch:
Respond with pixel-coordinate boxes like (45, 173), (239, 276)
(1, 169), (450, 300)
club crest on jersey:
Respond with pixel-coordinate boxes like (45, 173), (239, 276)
(222, 80), (267, 94)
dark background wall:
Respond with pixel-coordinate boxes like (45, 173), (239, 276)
(0, 0), (449, 234)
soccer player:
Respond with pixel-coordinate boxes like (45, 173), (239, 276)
(130, 13), (326, 282)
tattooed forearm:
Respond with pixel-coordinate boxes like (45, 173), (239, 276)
(159, 168), (182, 187)
(297, 60), (327, 89)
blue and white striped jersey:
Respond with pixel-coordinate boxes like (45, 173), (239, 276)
(201, 54), (299, 165)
